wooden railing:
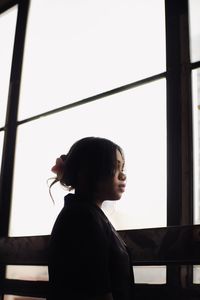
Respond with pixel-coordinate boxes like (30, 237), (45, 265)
(0, 225), (200, 299)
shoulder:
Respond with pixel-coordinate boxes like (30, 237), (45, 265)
(51, 198), (111, 241)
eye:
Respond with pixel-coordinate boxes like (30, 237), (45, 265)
(116, 159), (125, 174)
(121, 163), (125, 173)
(117, 161), (124, 173)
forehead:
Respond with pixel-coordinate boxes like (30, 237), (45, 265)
(116, 149), (124, 163)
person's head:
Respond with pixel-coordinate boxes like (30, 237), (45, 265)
(51, 136), (126, 203)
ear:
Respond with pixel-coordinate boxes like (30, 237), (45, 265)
(77, 170), (89, 187)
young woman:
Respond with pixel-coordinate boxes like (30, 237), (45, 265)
(48, 137), (134, 300)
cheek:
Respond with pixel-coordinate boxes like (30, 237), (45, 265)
(102, 180), (115, 194)
(96, 179), (114, 197)
(96, 176), (123, 200)
(107, 180), (123, 199)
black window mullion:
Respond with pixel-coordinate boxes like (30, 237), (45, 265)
(0, 0), (30, 238)
(0, 1), (30, 297)
(166, 0), (193, 228)
(166, 0), (182, 227)
(179, 2), (193, 227)
(165, 0), (193, 288)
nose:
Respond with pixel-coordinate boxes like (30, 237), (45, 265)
(119, 172), (126, 181)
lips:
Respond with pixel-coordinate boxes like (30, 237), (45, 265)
(119, 183), (126, 188)
(119, 184), (126, 192)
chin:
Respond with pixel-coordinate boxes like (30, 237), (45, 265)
(104, 191), (123, 201)
(112, 193), (122, 200)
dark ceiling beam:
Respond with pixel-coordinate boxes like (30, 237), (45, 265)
(0, 0), (18, 14)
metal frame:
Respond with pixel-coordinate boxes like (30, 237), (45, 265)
(165, 0), (193, 227)
(0, 0), (199, 297)
(0, 0), (18, 14)
(0, 0), (30, 237)
(165, 0), (194, 289)
(0, 1), (30, 298)
(1, 225), (200, 298)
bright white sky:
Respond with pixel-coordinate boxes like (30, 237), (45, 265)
(0, 0), (167, 236)
(2, 0), (200, 287)
(18, 0), (166, 119)
(189, 0), (200, 62)
(10, 79), (167, 236)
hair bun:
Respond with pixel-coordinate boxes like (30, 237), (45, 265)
(60, 154), (67, 161)
(51, 157), (65, 180)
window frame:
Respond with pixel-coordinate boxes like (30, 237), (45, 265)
(0, 2), (29, 298)
(0, 0), (198, 295)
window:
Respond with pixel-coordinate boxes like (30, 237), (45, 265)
(191, 49), (200, 289)
(18, 0), (165, 120)
(10, 79), (166, 236)
(0, 132), (4, 172)
(4, 296), (45, 300)
(189, 0), (200, 286)
(189, 0), (200, 62)
(134, 266), (166, 284)
(6, 265), (48, 281)
(2, 0), (167, 287)
(2, 0), (197, 295)
(0, 5), (18, 127)
(192, 69), (200, 225)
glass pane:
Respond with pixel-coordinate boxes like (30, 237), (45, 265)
(0, 6), (18, 127)
(0, 131), (4, 169)
(0, 131), (4, 179)
(18, 0), (166, 120)
(193, 73), (200, 286)
(192, 69), (200, 224)
(193, 265), (200, 284)
(6, 265), (48, 281)
(10, 79), (166, 236)
(189, 0), (200, 62)
(4, 296), (45, 300)
(133, 266), (166, 284)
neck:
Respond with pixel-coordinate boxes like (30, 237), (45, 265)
(75, 190), (103, 208)
(96, 199), (103, 208)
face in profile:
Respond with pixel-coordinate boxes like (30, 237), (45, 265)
(95, 149), (126, 202)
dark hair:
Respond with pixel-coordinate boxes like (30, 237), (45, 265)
(51, 137), (124, 193)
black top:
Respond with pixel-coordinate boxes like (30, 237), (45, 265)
(48, 193), (134, 300)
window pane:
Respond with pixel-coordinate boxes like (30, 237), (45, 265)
(133, 266), (166, 284)
(0, 6), (18, 127)
(6, 265), (48, 281)
(192, 69), (200, 284)
(10, 79), (166, 236)
(192, 69), (200, 224)
(189, 0), (200, 62)
(0, 131), (4, 173)
(193, 265), (200, 284)
(4, 296), (45, 300)
(18, 0), (166, 120)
